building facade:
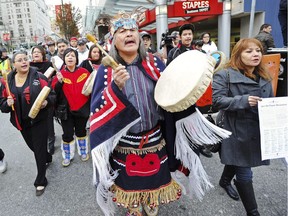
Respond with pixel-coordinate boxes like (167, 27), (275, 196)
(92, 0), (285, 51)
(0, 0), (51, 49)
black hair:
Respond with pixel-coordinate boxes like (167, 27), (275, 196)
(56, 38), (69, 46)
(194, 39), (204, 47)
(12, 51), (28, 63)
(31, 45), (47, 61)
(260, 23), (271, 31)
(200, 32), (212, 45)
(88, 44), (103, 64)
(63, 48), (79, 66)
(179, 24), (195, 36)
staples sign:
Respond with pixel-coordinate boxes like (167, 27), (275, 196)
(172, 0), (223, 17)
(182, 1), (210, 13)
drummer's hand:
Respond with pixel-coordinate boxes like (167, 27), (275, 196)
(7, 96), (14, 107)
(40, 100), (48, 109)
(113, 64), (130, 90)
(248, 96), (262, 107)
(56, 72), (63, 83)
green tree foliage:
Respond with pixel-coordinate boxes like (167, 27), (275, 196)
(55, 3), (82, 39)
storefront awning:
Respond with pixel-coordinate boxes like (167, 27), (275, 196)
(100, 0), (223, 33)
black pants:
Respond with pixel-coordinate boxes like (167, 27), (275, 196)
(61, 113), (88, 143)
(0, 148), (4, 161)
(21, 119), (51, 187)
(47, 106), (55, 141)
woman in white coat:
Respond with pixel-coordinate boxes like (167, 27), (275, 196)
(200, 32), (218, 55)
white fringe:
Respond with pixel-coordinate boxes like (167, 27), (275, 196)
(174, 138), (213, 200)
(176, 108), (231, 147)
(174, 108), (232, 200)
(91, 117), (141, 216)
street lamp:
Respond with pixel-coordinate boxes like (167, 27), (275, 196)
(223, 0), (231, 11)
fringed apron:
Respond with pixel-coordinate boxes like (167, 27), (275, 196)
(110, 125), (182, 208)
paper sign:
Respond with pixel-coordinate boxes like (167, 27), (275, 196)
(258, 97), (288, 160)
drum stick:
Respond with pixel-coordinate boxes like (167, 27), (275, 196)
(2, 70), (15, 111)
(51, 58), (60, 73)
(43, 66), (55, 79)
(86, 34), (119, 70)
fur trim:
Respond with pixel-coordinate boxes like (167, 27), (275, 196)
(61, 140), (75, 160)
(76, 135), (89, 155)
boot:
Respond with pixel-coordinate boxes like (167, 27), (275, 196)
(219, 165), (239, 200)
(127, 203), (143, 216)
(143, 204), (159, 216)
(234, 180), (260, 216)
(61, 140), (75, 167)
(76, 136), (89, 162)
(199, 146), (213, 158)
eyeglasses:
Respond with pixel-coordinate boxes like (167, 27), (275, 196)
(32, 50), (41, 54)
(14, 57), (29, 63)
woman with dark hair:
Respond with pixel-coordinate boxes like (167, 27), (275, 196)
(52, 48), (90, 167)
(79, 44), (103, 73)
(200, 32), (217, 55)
(30, 45), (56, 154)
(0, 51), (53, 196)
(30, 45), (52, 72)
(212, 38), (274, 215)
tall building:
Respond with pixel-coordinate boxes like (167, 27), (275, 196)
(0, 0), (51, 49)
(82, 0), (105, 36)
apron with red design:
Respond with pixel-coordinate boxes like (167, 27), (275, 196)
(110, 125), (181, 208)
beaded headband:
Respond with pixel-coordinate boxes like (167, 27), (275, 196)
(112, 12), (138, 32)
(110, 7), (146, 35)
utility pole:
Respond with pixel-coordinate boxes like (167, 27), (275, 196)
(154, 0), (168, 53)
(218, 0), (231, 58)
(248, 0), (257, 37)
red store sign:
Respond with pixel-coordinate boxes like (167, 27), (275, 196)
(3, 33), (10, 41)
(139, 0), (223, 28)
(171, 0), (223, 17)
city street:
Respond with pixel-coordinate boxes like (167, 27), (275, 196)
(0, 113), (287, 216)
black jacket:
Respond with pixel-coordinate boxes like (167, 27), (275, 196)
(166, 42), (195, 66)
(0, 67), (54, 130)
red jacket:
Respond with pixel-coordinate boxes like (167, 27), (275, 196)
(52, 66), (90, 117)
